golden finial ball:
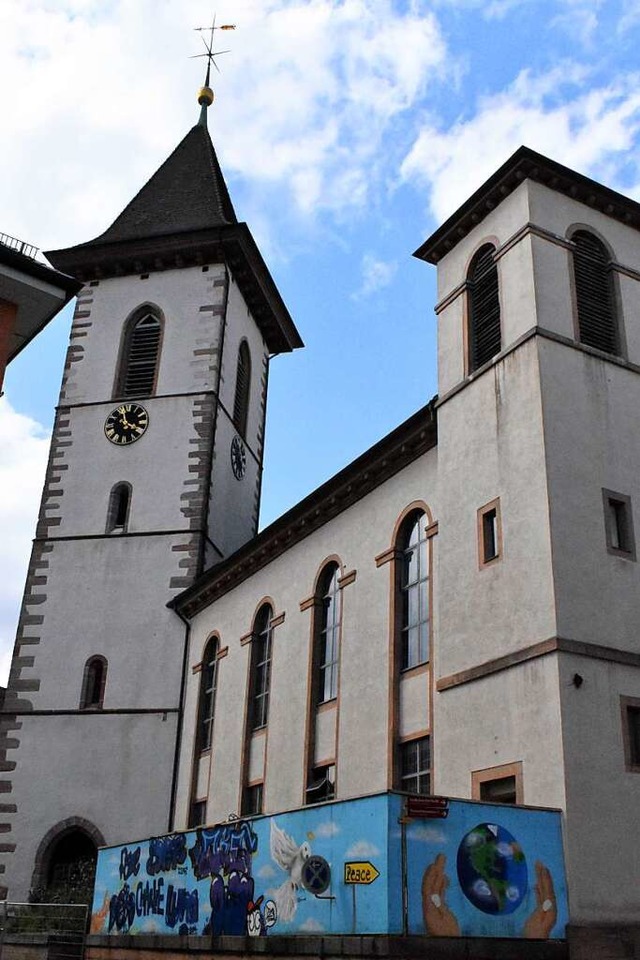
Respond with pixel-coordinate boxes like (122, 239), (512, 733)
(198, 86), (214, 106)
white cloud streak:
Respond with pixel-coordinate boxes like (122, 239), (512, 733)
(401, 67), (640, 224)
(0, 400), (50, 686)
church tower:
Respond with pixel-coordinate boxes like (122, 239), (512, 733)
(0, 82), (302, 901)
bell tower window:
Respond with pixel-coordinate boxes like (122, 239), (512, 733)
(233, 340), (251, 437)
(572, 230), (618, 355)
(116, 309), (162, 398)
(106, 482), (131, 534)
(467, 244), (501, 372)
(80, 656), (107, 710)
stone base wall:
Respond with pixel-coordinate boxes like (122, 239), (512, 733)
(86, 933), (568, 960)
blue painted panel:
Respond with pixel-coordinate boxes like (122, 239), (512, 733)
(90, 793), (568, 940)
(90, 794), (391, 937)
(405, 800), (568, 939)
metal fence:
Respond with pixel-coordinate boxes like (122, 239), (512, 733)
(0, 902), (87, 960)
(0, 232), (38, 259)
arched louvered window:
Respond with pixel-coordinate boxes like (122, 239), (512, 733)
(468, 244), (501, 372)
(197, 637), (219, 752)
(249, 604), (273, 730)
(233, 341), (251, 437)
(314, 563), (341, 704)
(572, 231), (618, 355)
(105, 482), (131, 534)
(397, 511), (429, 670)
(117, 309), (162, 398)
(80, 656), (107, 710)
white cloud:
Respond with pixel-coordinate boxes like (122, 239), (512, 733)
(299, 917), (325, 932)
(314, 820), (340, 838)
(0, 400), (50, 686)
(0, 0), (451, 254)
(345, 839), (380, 858)
(410, 825), (447, 844)
(258, 863), (277, 878)
(401, 67), (640, 224)
(351, 254), (397, 300)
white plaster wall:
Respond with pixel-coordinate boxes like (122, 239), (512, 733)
(435, 338), (557, 679)
(398, 672), (429, 738)
(558, 655), (640, 923)
(63, 265), (226, 404)
(539, 339), (640, 649)
(174, 446), (439, 827)
(205, 276), (270, 558)
(9, 712), (177, 900)
(433, 654), (566, 808)
(21, 537), (187, 710)
(55, 395), (208, 537)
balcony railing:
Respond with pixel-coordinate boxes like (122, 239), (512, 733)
(0, 231), (38, 260)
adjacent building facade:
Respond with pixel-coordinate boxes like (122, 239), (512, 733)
(1, 86), (639, 944)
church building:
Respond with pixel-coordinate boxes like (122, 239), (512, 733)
(2, 71), (640, 952)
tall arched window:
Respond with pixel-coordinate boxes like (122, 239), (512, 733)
(196, 636), (219, 752)
(233, 340), (251, 437)
(116, 308), (162, 398)
(314, 563), (341, 704)
(80, 656), (107, 710)
(468, 243), (501, 372)
(249, 604), (273, 730)
(397, 511), (429, 670)
(105, 482), (131, 534)
(572, 230), (618, 355)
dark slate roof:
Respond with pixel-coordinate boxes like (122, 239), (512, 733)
(44, 123), (303, 354)
(85, 123), (237, 245)
(171, 397), (438, 619)
(414, 145), (640, 264)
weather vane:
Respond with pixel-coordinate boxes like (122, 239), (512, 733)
(192, 14), (236, 88)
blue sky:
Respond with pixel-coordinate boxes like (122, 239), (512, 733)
(3, 0), (640, 680)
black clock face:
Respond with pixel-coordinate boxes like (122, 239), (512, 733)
(231, 435), (246, 480)
(104, 403), (149, 446)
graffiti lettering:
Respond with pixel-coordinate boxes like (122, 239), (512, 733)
(165, 885), (199, 928)
(135, 878), (165, 917)
(109, 884), (136, 933)
(119, 846), (141, 882)
(188, 821), (258, 880)
(147, 834), (187, 876)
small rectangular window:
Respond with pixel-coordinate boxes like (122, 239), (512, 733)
(621, 697), (640, 771)
(242, 783), (264, 816)
(603, 490), (636, 560)
(188, 800), (206, 828)
(306, 764), (336, 805)
(478, 498), (502, 568)
(472, 761), (523, 804)
(398, 737), (431, 795)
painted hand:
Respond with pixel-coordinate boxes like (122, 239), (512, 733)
(421, 853), (461, 937)
(90, 892), (110, 933)
(523, 861), (557, 939)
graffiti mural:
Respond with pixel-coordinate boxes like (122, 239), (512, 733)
(90, 793), (568, 939)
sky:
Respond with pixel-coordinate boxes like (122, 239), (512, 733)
(3, 0), (640, 684)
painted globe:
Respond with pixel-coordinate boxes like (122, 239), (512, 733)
(456, 823), (528, 915)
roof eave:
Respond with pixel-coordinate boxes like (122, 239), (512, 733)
(45, 223), (302, 355)
(171, 398), (438, 620)
(414, 145), (640, 265)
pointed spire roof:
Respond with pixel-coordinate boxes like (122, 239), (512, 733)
(45, 121), (302, 354)
(91, 123), (236, 246)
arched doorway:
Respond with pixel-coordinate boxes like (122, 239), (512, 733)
(31, 819), (104, 905)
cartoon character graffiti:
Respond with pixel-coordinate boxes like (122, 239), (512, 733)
(246, 896), (278, 936)
(269, 820), (312, 922)
(189, 819), (261, 936)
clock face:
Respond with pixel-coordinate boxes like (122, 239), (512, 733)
(231, 435), (247, 480)
(104, 403), (149, 446)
